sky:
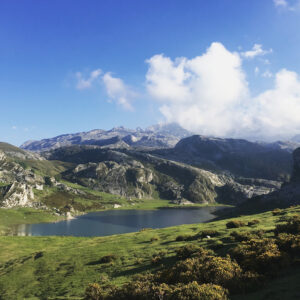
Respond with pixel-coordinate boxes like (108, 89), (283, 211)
(1, 0), (300, 146)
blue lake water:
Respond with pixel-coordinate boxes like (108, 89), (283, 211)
(14, 207), (225, 237)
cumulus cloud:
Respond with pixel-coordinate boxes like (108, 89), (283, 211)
(251, 69), (300, 139)
(241, 44), (272, 59)
(146, 42), (300, 140)
(75, 69), (102, 90)
(102, 73), (135, 111)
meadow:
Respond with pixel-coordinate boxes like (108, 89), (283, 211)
(0, 205), (299, 299)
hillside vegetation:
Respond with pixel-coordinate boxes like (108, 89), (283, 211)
(0, 205), (299, 299)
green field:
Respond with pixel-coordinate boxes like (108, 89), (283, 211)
(0, 208), (63, 235)
(0, 205), (299, 299)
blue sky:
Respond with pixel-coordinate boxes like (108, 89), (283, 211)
(1, 0), (300, 145)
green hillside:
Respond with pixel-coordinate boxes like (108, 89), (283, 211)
(0, 205), (299, 299)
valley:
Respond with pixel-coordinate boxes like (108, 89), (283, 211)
(1, 125), (300, 299)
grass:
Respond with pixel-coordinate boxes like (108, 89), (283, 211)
(0, 205), (299, 299)
(15, 159), (73, 177)
(0, 208), (63, 235)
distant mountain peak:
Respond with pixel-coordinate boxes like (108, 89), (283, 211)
(20, 123), (193, 152)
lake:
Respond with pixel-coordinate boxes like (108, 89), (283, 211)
(13, 207), (225, 237)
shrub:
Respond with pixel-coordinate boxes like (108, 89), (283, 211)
(175, 234), (195, 241)
(247, 219), (260, 226)
(226, 220), (246, 229)
(151, 251), (166, 265)
(44, 176), (54, 187)
(151, 255), (162, 265)
(161, 254), (242, 289)
(276, 233), (300, 256)
(85, 283), (105, 300)
(275, 215), (300, 235)
(231, 238), (289, 275)
(230, 231), (255, 242)
(173, 282), (229, 300)
(150, 236), (160, 242)
(200, 255), (242, 288)
(176, 245), (213, 260)
(99, 254), (117, 264)
(272, 208), (284, 216)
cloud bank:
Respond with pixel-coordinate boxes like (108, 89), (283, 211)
(146, 42), (300, 141)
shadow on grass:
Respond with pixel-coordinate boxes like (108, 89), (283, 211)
(114, 256), (178, 278)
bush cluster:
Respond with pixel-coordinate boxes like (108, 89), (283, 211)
(247, 219), (260, 226)
(275, 215), (300, 235)
(230, 231), (264, 242)
(226, 220), (246, 229)
(85, 280), (229, 300)
(272, 208), (284, 216)
(176, 234), (195, 242)
(231, 238), (289, 275)
(99, 254), (117, 264)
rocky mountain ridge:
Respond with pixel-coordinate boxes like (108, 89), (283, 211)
(2, 130), (296, 211)
(45, 145), (282, 205)
(152, 135), (293, 181)
(20, 123), (192, 152)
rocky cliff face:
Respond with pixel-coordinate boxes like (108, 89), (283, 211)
(237, 147), (300, 212)
(51, 146), (279, 205)
(1, 138), (287, 209)
(153, 135), (292, 181)
(0, 150), (43, 208)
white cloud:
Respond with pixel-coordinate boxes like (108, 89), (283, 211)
(75, 69), (102, 90)
(11, 126), (17, 130)
(274, 0), (300, 10)
(146, 42), (300, 140)
(241, 44), (272, 59)
(74, 69), (135, 111)
(274, 0), (288, 7)
(251, 69), (300, 139)
(262, 70), (273, 78)
(255, 67), (260, 75)
(146, 42), (249, 137)
(102, 73), (135, 111)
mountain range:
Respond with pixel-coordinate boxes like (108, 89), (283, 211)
(1, 123), (300, 213)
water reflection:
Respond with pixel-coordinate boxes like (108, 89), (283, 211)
(13, 207), (225, 237)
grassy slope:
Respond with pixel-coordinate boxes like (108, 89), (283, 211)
(0, 206), (299, 299)
(0, 208), (63, 235)
(16, 159), (73, 177)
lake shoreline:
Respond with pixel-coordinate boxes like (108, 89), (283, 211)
(11, 206), (227, 237)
